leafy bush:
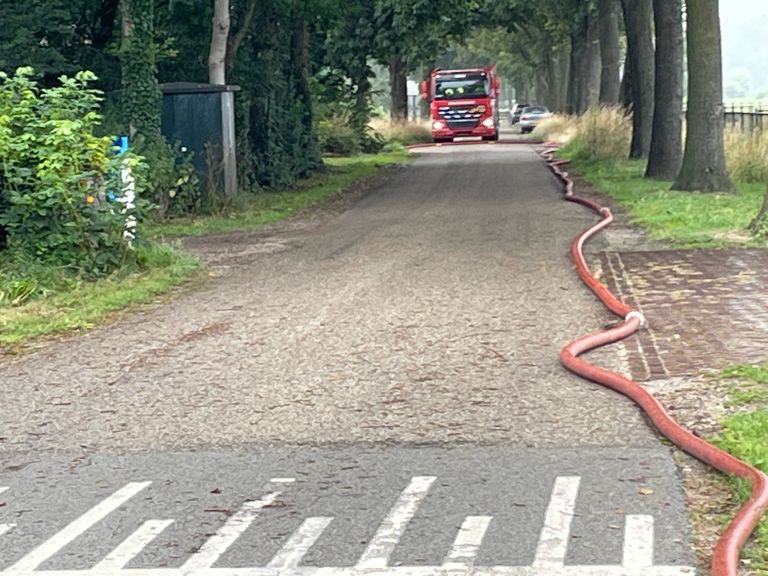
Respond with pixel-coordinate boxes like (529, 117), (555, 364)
(724, 127), (768, 183)
(0, 68), (145, 278)
(133, 136), (199, 217)
(316, 117), (362, 155)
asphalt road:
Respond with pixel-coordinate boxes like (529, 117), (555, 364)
(0, 143), (696, 574)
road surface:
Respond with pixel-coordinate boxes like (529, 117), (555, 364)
(0, 143), (697, 575)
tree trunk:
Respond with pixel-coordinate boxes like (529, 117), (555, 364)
(645, 0), (684, 179)
(672, 0), (734, 192)
(226, 0), (257, 73)
(567, 16), (588, 114)
(620, 49), (633, 109)
(290, 7), (318, 170)
(584, 9), (602, 110)
(621, 0), (655, 158)
(749, 184), (768, 234)
(120, 0), (161, 141)
(389, 56), (408, 123)
(598, 0), (621, 104)
(208, 0), (230, 84)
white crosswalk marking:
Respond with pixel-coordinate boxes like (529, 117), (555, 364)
(356, 476), (436, 569)
(267, 517), (333, 568)
(182, 491), (281, 570)
(443, 515), (492, 570)
(532, 476), (581, 568)
(0, 474), (698, 576)
(7, 481), (151, 572)
(623, 514), (655, 567)
(94, 519), (174, 570)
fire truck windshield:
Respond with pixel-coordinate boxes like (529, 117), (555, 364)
(434, 74), (488, 99)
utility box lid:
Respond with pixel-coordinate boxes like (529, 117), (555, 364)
(160, 82), (240, 95)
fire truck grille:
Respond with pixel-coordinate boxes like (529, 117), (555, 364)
(438, 105), (482, 130)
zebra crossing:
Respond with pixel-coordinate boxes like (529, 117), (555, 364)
(0, 472), (696, 576)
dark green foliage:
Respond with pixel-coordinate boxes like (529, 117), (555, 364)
(0, 69), (145, 278)
(120, 0), (161, 141)
(231, 0), (319, 188)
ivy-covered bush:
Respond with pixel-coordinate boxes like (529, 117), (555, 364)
(0, 68), (145, 278)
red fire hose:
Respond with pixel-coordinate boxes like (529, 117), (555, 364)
(540, 145), (768, 576)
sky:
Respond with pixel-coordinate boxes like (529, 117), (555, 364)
(720, 0), (768, 89)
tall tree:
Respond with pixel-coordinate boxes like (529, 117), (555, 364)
(645, 0), (683, 179)
(208, 0), (230, 84)
(597, 0), (621, 104)
(120, 0), (161, 140)
(621, 0), (654, 158)
(672, 0), (734, 192)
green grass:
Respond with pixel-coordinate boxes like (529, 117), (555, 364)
(0, 244), (201, 348)
(714, 364), (768, 571)
(147, 151), (410, 238)
(558, 148), (765, 247)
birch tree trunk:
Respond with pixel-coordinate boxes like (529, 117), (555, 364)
(209, 0), (230, 84)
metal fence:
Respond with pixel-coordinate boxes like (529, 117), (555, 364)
(723, 104), (768, 132)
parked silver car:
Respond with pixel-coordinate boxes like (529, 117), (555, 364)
(518, 105), (552, 134)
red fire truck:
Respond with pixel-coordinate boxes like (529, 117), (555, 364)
(420, 67), (500, 143)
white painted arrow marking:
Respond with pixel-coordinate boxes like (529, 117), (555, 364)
(7, 481), (151, 572)
(356, 476), (436, 569)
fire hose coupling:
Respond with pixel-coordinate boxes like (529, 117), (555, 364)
(600, 207), (611, 218)
(624, 310), (646, 327)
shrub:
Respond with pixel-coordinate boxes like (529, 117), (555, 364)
(0, 68), (146, 278)
(724, 127), (768, 183)
(316, 117), (362, 156)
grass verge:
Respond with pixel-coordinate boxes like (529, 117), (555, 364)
(558, 147), (765, 246)
(1, 151), (409, 348)
(0, 244), (201, 349)
(147, 151), (410, 238)
(713, 364), (768, 572)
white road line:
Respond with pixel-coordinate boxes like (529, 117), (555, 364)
(7, 481), (151, 572)
(270, 478), (296, 484)
(532, 476), (581, 568)
(442, 515), (492, 569)
(267, 517), (333, 568)
(0, 523), (16, 537)
(182, 491), (281, 570)
(94, 519), (174, 571)
(0, 565), (698, 575)
(623, 514), (654, 567)
(356, 476), (437, 569)
(0, 486), (8, 495)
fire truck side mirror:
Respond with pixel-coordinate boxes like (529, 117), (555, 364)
(419, 80), (428, 101)
(492, 76), (500, 94)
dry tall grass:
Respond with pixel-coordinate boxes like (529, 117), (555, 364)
(724, 127), (768, 183)
(369, 118), (432, 145)
(574, 106), (631, 159)
(532, 115), (578, 143)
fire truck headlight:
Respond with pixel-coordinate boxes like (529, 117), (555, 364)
(482, 117), (495, 128)
(433, 120), (446, 130)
